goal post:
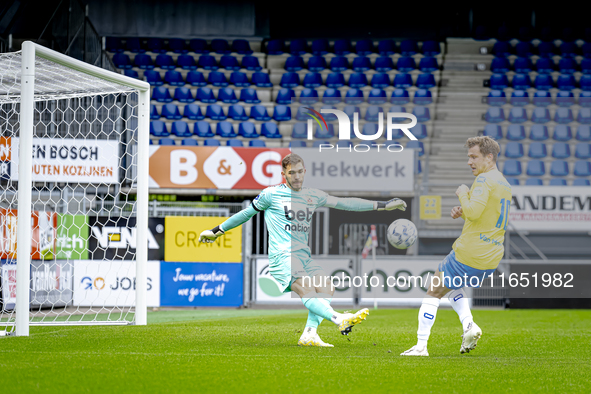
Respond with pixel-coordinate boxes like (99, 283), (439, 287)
(1, 41), (150, 336)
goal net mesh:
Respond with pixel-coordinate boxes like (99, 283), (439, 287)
(0, 50), (141, 333)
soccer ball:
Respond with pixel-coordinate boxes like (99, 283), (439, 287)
(387, 219), (417, 249)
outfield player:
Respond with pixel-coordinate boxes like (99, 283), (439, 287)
(199, 153), (407, 347)
(401, 136), (512, 356)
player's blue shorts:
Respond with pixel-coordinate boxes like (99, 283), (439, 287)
(269, 248), (326, 293)
(438, 250), (496, 290)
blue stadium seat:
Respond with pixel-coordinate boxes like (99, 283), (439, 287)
(189, 39), (209, 54)
(360, 123), (380, 138)
(556, 91), (575, 107)
(551, 160), (570, 176)
(204, 139), (221, 146)
(211, 39), (231, 54)
(252, 72), (273, 88)
(577, 108), (591, 124)
(144, 70), (163, 86)
(183, 104), (204, 120)
(410, 124), (428, 140)
(513, 57), (533, 73)
(574, 161), (591, 176)
(186, 71), (207, 86)
(352, 56), (372, 72)
(345, 88), (364, 104)
(526, 160), (545, 176)
(417, 73), (436, 89)
(266, 39), (285, 55)
(554, 109), (574, 124)
(584, 42), (591, 58)
(418, 57), (438, 73)
(512, 74), (531, 90)
(378, 39), (396, 55)
(250, 105), (271, 121)
(164, 70), (184, 86)
(560, 41), (578, 58)
(113, 53), (132, 69)
(553, 125), (573, 141)
(508, 107), (528, 124)
(552, 142), (571, 159)
(506, 177), (520, 185)
(229, 71), (250, 87)
(273, 105), (291, 121)
(394, 73), (413, 89)
(285, 56), (305, 71)
(549, 178), (567, 186)
(308, 56), (327, 71)
(330, 56), (349, 72)
(367, 88), (387, 105)
(249, 140), (266, 147)
(194, 121), (214, 137)
(232, 39), (253, 55)
(290, 140), (307, 148)
(531, 108), (551, 123)
(322, 88), (342, 104)
(295, 106), (310, 121)
(226, 139), (243, 147)
(528, 142), (547, 158)
(485, 108), (505, 123)
(370, 73), (390, 88)
(315, 124), (335, 139)
(181, 139), (198, 146)
(280, 72), (300, 88)
(150, 121), (169, 137)
(159, 138), (175, 146)
(275, 88), (295, 104)
(196, 87), (216, 103)
(487, 90), (506, 106)
(576, 125), (591, 141)
(573, 178), (591, 186)
(557, 75), (576, 91)
(207, 71), (228, 87)
(581, 75), (591, 91)
(301, 72), (322, 88)
(492, 41), (512, 57)
(198, 55), (218, 70)
(220, 55), (240, 70)
(171, 121), (192, 137)
(581, 58), (591, 74)
(413, 106), (430, 122)
(240, 88), (261, 103)
(484, 124), (503, 140)
(535, 58), (554, 74)
(325, 72), (345, 88)
(533, 91), (552, 107)
(125, 38), (143, 53)
(422, 40), (440, 56)
(341, 105), (359, 120)
(169, 38), (188, 54)
(534, 74), (554, 90)
(374, 56), (394, 72)
(124, 69), (139, 79)
(291, 123), (307, 139)
(155, 54), (175, 70)
(289, 39), (308, 55)
(238, 122), (259, 138)
(242, 56), (262, 71)
(400, 40), (419, 56)
(152, 86), (172, 102)
(510, 90), (529, 107)
(397, 57), (416, 72)
(491, 57), (510, 73)
(218, 88), (238, 104)
(537, 41), (555, 58)
(489, 74), (509, 89)
(391, 89), (410, 105)
(507, 125), (526, 141)
(205, 104), (226, 120)
(320, 106), (338, 124)
(413, 89), (433, 105)
(106, 37), (123, 53)
(525, 178), (543, 186)
(334, 39), (352, 55)
(299, 88), (319, 104)
(365, 106), (383, 122)
(134, 54), (154, 69)
(161, 104), (182, 120)
(388, 106), (407, 124)
(505, 142), (524, 158)
(580, 91), (591, 107)
(406, 140), (424, 156)
(356, 39), (374, 55)
(216, 121), (236, 137)
(261, 122), (281, 138)
(558, 58), (577, 74)
(311, 39), (329, 55)
(150, 105), (160, 119)
(228, 104), (249, 121)
(529, 125), (549, 141)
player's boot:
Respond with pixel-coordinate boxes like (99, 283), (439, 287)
(298, 332), (334, 347)
(400, 345), (429, 357)
(338, 308), (369, 335)
(460, 322), (482, 354)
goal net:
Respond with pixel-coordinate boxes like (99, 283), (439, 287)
(0, 42), (150, 336)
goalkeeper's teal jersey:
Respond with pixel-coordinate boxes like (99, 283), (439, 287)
(252, 184), (328, 257)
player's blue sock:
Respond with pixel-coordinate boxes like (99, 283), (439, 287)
(302, 296), (336, 322)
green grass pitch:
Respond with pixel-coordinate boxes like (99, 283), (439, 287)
(1, 308), (590, 393)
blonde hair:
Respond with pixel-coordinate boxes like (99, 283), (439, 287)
(465, 136), (500, 162)
(282, 153), (304, 169)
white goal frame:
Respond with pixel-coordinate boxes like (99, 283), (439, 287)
(13, 41), (150, 336)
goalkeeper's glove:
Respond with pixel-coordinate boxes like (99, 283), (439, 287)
(375, 198), (406, 211)
(198, 226), (225, 243)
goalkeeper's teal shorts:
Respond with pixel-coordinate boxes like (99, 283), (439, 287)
(268, 248), (326, 293)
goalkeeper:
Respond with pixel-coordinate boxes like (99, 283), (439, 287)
(199, 153), (406, 347)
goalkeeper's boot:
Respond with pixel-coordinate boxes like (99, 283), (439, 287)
(338, 308), (369, 335)
(460, 322), (482, 354)
(400, 345), (429, 357)
(298, 332), (334, 348)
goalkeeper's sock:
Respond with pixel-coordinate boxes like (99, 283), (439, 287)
(417, 296), (440, 347)
(304, 311), (323, 333)
(448, 289), (473, 331)
(302, 294), (338, 322)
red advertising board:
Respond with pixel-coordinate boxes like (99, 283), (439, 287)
(0, 208), (57, 260)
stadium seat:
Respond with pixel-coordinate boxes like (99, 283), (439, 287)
(528, 142), (548, 158)
(349, 73), (368, 88)
(242, 56), (262, 71)
(189, 39), (209, 54)
(370, 73), (390, 88)
(238, 122), (259, 138)
(144, 70), (163, 86)
(374, 56), (394, 72)
(512, 74), (531, 90)
(391, 89), (410, 105)
(557, 75), (576, 91)
(183, 104), (204, 120)
(413, 89), (433, 105)
(510, 90), (529, 107)
(416, 73), (436, 89)
(300, 72), (321, 88)
(291, 123), (307, 139)
(315, 124), (335, 139)
(186, 71), (207, 86)
(216, 121), (236, 137)
(113, 53), (132, 69)
(322, 88), (342, 104)
(574, 160), (591, 176)
(125, 38), (143, 53)
(250, 105), (271, 121)
(352, 56), (372, 72)
(507, 125), (526, 141)
(226, 139), (243, 147)
(181, 139), (198, 146)
(485, 108), (505, 123)
(289, 39), (308, 55)
(261, 122), (281, 138)
(576, 125), (591, 141)
(553, 125), (572, 141)
(397, 57), (416, 72)
(266, 39), (285, 55)
(530, 125), (549, 141)
(356, 39), (374, 55)
(169, 38), (187, 54)
(106, 37), (123, 53)
(394, 73), (413, 89)
(560, 41), (578, 58)
(194, 121), (214, 137)
(400, 40), (418, 56)
(285, 56), (305, 71)
(124, 69), (139, 79)
(406, 140), (425, 156)
(207, 71), (228, 87)
(311, 39), (329, 55)
(484, 124), (503, 140)
(551, 160), (570, 176)
(367, 89), (387, 105)
(150, 121), (169, 137)
(549, 178), (567, 186)
(537, 41), (555, 58)
(273, 105), (291, 121)
(491, 57), (510, 73)
(365, 106), (383, 122)
(252, 72), (272, 87)
(299, 88), (319, 104)
(536, 56), (553, 73)
(533, 91), (552, 107)
(360, 123), (380, 138)
(150, 105), (160, 120)
(580, 75), (591, 91)
(492, 41), (512, 57)
(580, 91), (591, 107)
(489, 74), (509, 90)
(229, 71), (250, 87)
(326, 73), (345, 88)
(378, 39), (396, 55)
(205, 104), (226, 120)
(134, 54), (154, 69)
(274, 88), (294, 105)
(577, 108), (591, 124)
(308, 56), (327, 71)
(218, 88), (238, 104)
(552, 142), (571, 159)
(345, 88), (364, 104)
(232, 39), (253, 55)
(204, 139), (221, 146)
(513, 57), (533, 73)
(410, 124), (428, 140)
(534, 74), (554, 90)
(171, 121), (191, 137)
(505, 142), (524, 158)
(152, 86), (172, 102)
(320, 106), (338, 124)
(413, 106), (430, 122)
(573, 178), (591, 186)
(581, 58), (591, 74)
(334, 39), (353, 55)
(164, 70), (184, 86)
(422, 40), (440, 56)
(159, 138), (175, 146)
(220, 55), (241, 70)
(196, 87), (216, 103)
(584, 42), (591, 58)
(506, 177), (520, 185)
(487, 90), (506, 107)
(555, 91), (575, 107)
(161, 104), (182, 120)
(155, 54), (175, 70)
(419, 57), (438, 73)
(558, 58), (577, 74)
(198, 55), (218, 70)
(228, 104), (249, 121)
(554, 109), (574, 124)
(295, 106), (310, 121)
(280, 72), (300, 88)
(329, 56), (349, 72)
(531, 108), (551, 124)
(503, 160), (522, 176)
(211, 39), (231, 54)
(290, 140), (307, 148)
(388, 105), (407, 123)
(508, 108), (528, 124)
(525, 178), (543, 186)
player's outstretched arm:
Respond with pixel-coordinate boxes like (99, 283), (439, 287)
(198, 204), (259, 243)
(323, 196), (406, 212)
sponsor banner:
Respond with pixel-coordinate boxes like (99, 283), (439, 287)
(1, 261), (17, 309)
(510, 187), (591, 231)
(56, 215), (89, 260)
(89, 217), (164, 260)
(255, 258), (354, 303)
(7, 137), (119, 183)
(73, 260), (160, 307)
(164, 216), (241, 262)
(160, 262), (243, 307)
(0, 137), (10, 180)
(31, 260), (73, 307)
(0, 209), (57, 260)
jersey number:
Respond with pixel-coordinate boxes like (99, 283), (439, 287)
(495, 198), (510, 230)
